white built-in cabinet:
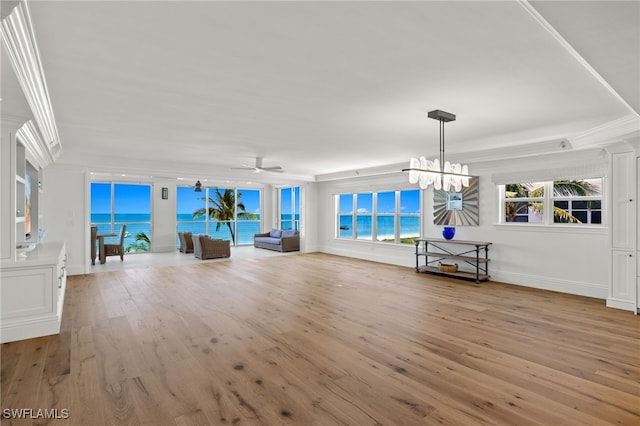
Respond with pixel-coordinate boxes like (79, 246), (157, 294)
(0, 242), (67, 343)
(608, 151), (637, 312)
(0, 124), (66, 341)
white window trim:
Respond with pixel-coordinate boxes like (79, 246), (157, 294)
(336, 189), (422, 244)
(497, 178), (607, 228)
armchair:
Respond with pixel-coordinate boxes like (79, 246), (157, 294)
(178, 231), (194, 253)
(192, 234), (231, 260)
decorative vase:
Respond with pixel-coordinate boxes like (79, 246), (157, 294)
(442, 226), (455, 240)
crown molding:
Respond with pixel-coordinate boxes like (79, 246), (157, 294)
(519, 0), (637, 115)
(1, 0), (61, 160)
(16, 120), (57, 168)
(571, 114), (640, 149)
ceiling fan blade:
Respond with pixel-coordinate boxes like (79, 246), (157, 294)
(231, 157), (284, 173)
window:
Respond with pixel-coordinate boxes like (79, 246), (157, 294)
(552, 179), (602, 224)
(376, 191), (395, 242)
(399, 189), (421, 242)
(356, 193), (373, 240)
(236, 188), (261, 245)
(338, 193), (353, 239)
(501, 178), (602, 225)
(176, 186), (261, 246)
(279, 186), (300, 230)
(504, 182), (544, 223)
(90, 182), (152, 252)
(337, 189), (421, 244)
(176, 186), (206, 245)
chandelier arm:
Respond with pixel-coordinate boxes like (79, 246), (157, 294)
(400, 168), (474, 179)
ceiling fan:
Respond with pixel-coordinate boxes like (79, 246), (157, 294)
(231, 157), (284, 173)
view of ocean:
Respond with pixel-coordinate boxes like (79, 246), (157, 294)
(338, 216), (420, 240)
(92, 213), (418, 250)
(92, 213), (295, 249)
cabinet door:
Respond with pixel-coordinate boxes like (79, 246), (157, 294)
(611, 250), (636, 309)
(1, 267), (54, 319)
(611, 153), (636, 249)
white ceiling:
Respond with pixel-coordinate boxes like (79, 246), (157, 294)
(2, 0), (639, 183)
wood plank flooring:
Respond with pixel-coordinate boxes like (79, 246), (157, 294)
(2, 253), (639, 425)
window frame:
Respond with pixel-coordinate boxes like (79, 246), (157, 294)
(336, 188), (421, 244)
(176, 185), (262, 246)
(498, 178), (605, 227)
(90, 181), (153, 253)
(278, 186), (300, 231)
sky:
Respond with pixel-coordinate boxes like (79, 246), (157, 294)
(91, 183), (261, 216)
(91, 183), (151, 214)
(177, 187), (261, 215)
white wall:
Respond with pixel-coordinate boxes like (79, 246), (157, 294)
(314, 150), (610, 299)
(152, 179), (178, 252)
(302, 182), (320, 252)
(40, 164), (88, 275)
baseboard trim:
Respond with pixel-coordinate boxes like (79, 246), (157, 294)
(606, 297), (637, 312)
(0, 314), (61, 343)
(477, 271), (607, 299)
(318, 246), (607, 299)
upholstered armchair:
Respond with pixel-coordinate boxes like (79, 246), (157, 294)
(192, 234), (230, 260)
(104, 225), (126, 261)
(178, 231), (194, 253)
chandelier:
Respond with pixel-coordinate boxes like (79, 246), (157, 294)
(403, 110), (470, 192)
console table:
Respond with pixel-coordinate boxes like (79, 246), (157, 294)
(414, 238), (492, 283)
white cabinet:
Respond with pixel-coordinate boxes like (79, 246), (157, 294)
(0, 242), (67, 343)
(611, 152), (636, 250)
(609, 250), (636, 311)
(608, 152), (637, 312)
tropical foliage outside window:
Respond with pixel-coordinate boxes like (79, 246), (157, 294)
(337, 189), (421, 244)
(279, 187), (300, 230)
(90, 182), (152, 252)
(177, 186), (260, 246)
(503, 178), (602, 224)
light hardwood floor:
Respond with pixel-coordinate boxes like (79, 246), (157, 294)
(2, 253), (639, 425)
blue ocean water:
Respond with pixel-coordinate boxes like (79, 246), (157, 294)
(92, 212), (415, 250)
(176, 214), (262, 245)
(92, 213), (268, 249)
(339, 215), (420, 241)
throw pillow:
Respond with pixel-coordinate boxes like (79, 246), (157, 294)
(281, 229), (297, 237)
(269, 228), (282, 238)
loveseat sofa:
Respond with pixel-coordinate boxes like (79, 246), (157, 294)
(254, 229), (299, 252)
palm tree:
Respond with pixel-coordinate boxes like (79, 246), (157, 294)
(505, 180), (599, 223)
(126, 232), (151, 252)
(192, 188), (258, 244)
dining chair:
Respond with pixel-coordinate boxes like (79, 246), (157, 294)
(90, 225), (98, 265)
(104, 224), (127, 261)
